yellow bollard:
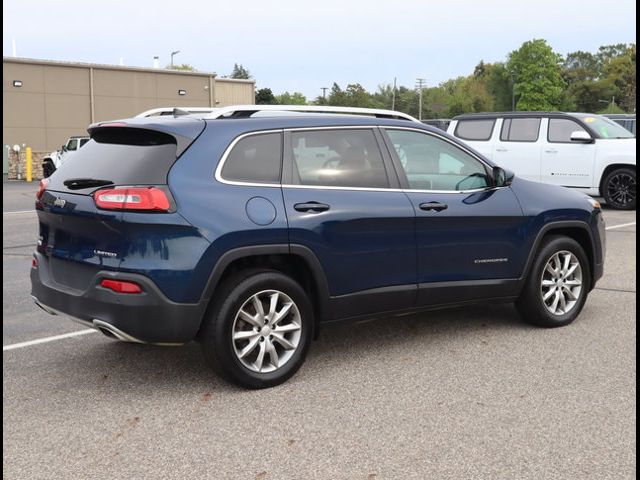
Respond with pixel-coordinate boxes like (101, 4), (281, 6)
(26, 147), (33, 182)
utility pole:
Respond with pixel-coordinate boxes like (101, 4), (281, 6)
(415, 78), (426, 121)
(391, 77), (397, 110)
(170, 50), (181, 68)
(511, 73), (517, 111)
(321, 87), (328, 104)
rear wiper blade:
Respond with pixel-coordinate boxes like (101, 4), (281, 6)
(63, 178), (114, 190)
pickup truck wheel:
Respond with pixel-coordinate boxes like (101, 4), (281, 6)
(602, 167), (636, 210)
(516, 236), (591, 328)
(42, 161), (55, 178)
(200, 269), (313, 389)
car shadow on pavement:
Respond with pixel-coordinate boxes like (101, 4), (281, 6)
(43, 301), (529, 395)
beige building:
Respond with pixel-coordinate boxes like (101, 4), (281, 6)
(3, 57), (255, 176)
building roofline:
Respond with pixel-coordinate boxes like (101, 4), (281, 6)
(2, 56), (226, 79)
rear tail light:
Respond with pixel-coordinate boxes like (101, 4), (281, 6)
(32, 257), (38, 269)
(36, 178), (49, 200)
(94, 187), (171, 211)
(100, 279), (143, 294)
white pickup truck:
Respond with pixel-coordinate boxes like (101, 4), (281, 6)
(447, 112), (636, 209)
(42, 136), (90, 178)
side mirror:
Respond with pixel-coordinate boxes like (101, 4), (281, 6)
(570, 131), (594, 143)
(493, 166), (514, 187)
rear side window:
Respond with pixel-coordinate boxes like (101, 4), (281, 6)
(48, 128), (178, 193)
(548, 119), (588, 143)
(221, 133), (282, 184)
(454, 119), (495, 141)
(291, 129), (389, 189)
(500, 118), (541, 142)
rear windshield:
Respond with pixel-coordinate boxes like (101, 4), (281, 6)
(47, 129), (178, 193)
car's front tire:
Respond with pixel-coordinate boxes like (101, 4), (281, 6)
(516, 236), (591, 328)
(602, 167), (636, 210)
(200, 269), (313, 389)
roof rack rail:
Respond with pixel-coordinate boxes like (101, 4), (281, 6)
(204, 105), (420, 122)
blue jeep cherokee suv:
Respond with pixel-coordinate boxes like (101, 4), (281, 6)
(31, 110), (606, 388)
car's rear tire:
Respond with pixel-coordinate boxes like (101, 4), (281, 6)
(200, 269), (313, 389)
(602, 167), (636, 210)
(516, 236), (591, 328)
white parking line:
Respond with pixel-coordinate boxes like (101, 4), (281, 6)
(3, 210), (36, 216)
(606, 222), (636, 231)
(3, 329), (97, 352)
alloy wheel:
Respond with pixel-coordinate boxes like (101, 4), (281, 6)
(540, 251), (583, 316)
(231, 290), (302, 373)
(607, 172), (636, 208)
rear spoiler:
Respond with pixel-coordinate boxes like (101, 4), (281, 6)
(88, 117), (206, 156)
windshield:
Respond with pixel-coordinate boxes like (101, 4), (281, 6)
(576, 114), (635, 139)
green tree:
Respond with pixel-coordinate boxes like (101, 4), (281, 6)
(445, 76), (493, 117)
(167, 64), (196, 71)
(276, 91), (308, 105)
(507, 39), (566, 110)
(255, 88), (276, 104)
(474, 61), (512, 111)
(327, 82), (348, 106)
(230, 63), (251, 79)
(601, 44), (636, 112)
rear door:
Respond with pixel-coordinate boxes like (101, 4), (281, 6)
(382, 127), (527, 307)
(282, 127), (417, 319)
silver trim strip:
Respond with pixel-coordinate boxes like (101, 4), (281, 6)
(214, 126), (499, 195)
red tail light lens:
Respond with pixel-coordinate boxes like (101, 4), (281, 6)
(100, 279), (143, 294)
(36, 179), (49, 200)
(94, 187), (170, 211)
(32, 257), (38, 269)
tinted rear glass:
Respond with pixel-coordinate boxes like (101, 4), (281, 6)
(220, 133), (282, 184)
(454, 119), (495, 141)
(47, 129), (178, 193)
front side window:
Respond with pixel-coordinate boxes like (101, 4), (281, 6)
(291, 129), (389, 188)
(500, 118), (541, 142)
(548, 119), (589, 143)
(453, 119), (495, 141)
(386, 129), (491, 191)
(220, 132), (282, 184)
(66, 139), (79, 151)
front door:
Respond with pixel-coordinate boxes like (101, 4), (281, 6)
(382, 127), (527, 307)
(541, 117), (596, 188)
(282, 127), (417, 319)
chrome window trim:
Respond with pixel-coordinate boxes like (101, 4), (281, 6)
(214, 126), (500, 195)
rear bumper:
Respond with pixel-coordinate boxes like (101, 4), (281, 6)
(30, 252), (206, 344)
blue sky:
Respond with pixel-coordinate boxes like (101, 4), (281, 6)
(3, 0), (636, 99)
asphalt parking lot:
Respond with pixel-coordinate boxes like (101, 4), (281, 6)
(3, 181), (636, 480)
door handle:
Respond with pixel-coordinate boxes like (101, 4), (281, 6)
(294, 202), (330, 213)
(419, 201), (448, 212)
(495, 147), (508, 152)
(545, 149), (558, 153)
